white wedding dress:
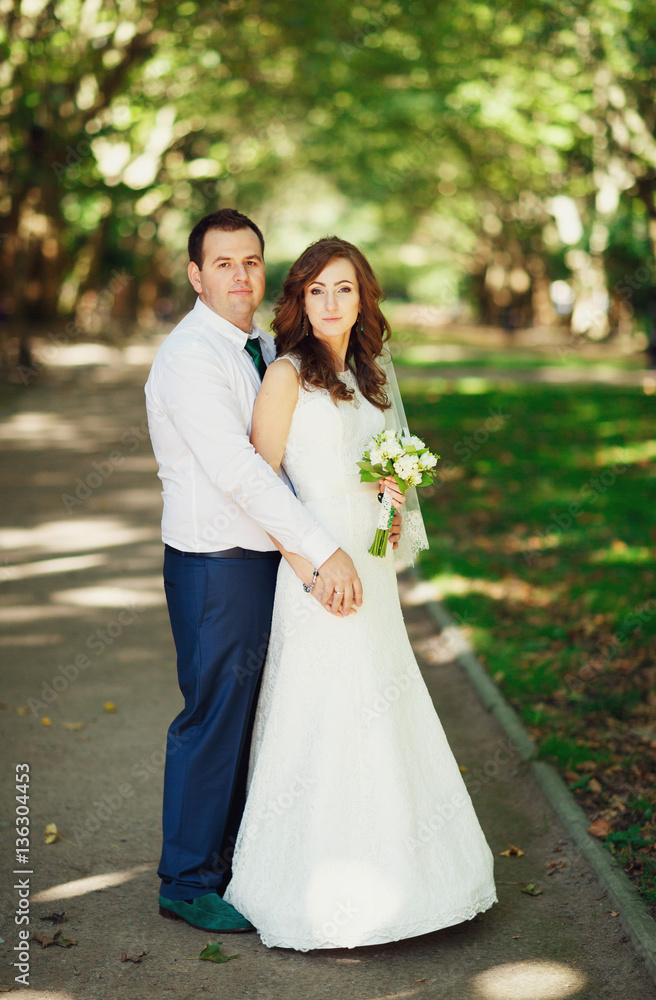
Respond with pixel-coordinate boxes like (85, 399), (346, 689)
(224, 357), (497, 950)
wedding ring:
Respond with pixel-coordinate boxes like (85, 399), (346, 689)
(334, 589), (345, 595)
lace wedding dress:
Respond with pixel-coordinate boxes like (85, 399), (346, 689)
(224, 357), (497, 950)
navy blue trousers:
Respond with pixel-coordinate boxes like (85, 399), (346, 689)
(158, 546), (281, 900)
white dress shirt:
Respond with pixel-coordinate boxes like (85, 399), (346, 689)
(145, 296), (338, 566)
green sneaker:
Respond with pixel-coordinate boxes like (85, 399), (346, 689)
(159, 892), (254, 932)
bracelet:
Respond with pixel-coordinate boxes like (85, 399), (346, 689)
(302, 569), (319, 594)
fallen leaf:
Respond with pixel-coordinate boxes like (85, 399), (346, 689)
(595, 892), (607, 900)
(40, 717), (52, 726)
(500, 844), (525, 857)
(198, 942), (238, 964)
(609, 910), (619, 917)
(512, 934), (520, 939)
(52, 931), (77, 949)
(40, 912), (66, 924)
(588, 778), (603, 794)
(16, 706), (29, 716)
(458, 765), (468, 773)
(62, 721), (86, 732)
(414, 978), (427, 983)
(547, 861), (565, 875)
(44, 824), (59, 845)
(520, 882), (543, 896)
(0, 985), (14, 992)
(588, 818), (613, 839)
(103, 701), (117, 713)
(32, 932), (55, 949)
(120, 951), (148, 964)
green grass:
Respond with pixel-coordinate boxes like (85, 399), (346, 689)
(395, 346), (644, 370)
(402, 374), (656, 910)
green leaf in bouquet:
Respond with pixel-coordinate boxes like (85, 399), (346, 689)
(359, 471), (381, 483)
(357, 461), (382, 479)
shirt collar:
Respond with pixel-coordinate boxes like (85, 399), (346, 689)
(193, 296), (262, 347)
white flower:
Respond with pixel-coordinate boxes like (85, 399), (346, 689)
(401, 433), (424, 450)
(382, 429), (400, 443)
(393, 454), (420, 481)
(407, 470), (423, 487)
(384, 440), (404, 459)
(369, 447), (385, 468)
(419, 451), (438, 469)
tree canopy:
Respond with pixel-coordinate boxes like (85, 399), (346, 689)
(2, 0), (656, 358)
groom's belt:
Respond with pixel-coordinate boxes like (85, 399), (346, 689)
(295, 474), (379, 503)
(164, 544), (280, 560)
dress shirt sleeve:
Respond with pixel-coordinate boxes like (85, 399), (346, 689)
(155, 346), (338, 567)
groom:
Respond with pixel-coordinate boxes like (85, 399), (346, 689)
(145, 209), (371, 933)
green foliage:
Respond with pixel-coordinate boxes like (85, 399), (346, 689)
(2, 0), (656, 336)
(605, 825), (649, 850)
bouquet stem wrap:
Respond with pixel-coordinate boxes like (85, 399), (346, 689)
(369, 491), (395, 557)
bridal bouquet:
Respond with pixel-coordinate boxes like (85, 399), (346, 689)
(358, 430), (439, 557)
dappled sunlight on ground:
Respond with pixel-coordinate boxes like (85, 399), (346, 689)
(595, 439), (656, 466)
(0, 518), (157, 559)
(428, 571), (557, 607)
(0, 410), (83, 447)
(43, 343), (124, 367)
(52, 578), (165, 609)
(396, 361), (652, 388)
(1, 552), (108, 581)
(8, 993), (76, 1000)
(33, 864), (155, 903)
(398, 572), (557, 611)
(471, 959), (587, 999)
(589, 543), (653, 564)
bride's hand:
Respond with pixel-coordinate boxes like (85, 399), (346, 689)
(281, 551), (351, 616)
(389, 508), (403, 549)
(378, 476), (406, 508)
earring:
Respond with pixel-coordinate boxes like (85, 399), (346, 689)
(301, 314), (307, 337)
(357, 313), (364, 333)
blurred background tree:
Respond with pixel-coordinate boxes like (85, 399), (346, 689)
(1, 0), (655, 369)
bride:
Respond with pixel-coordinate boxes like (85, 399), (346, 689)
(224, 236), (497, 950)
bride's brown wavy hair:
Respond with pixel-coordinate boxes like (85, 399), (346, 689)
(272, 236), (391, 411)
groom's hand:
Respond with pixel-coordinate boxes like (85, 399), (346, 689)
(317, 549), (363, 617)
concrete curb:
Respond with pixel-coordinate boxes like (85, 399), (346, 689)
(414, 574), (656, 984)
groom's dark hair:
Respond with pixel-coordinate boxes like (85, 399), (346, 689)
(188, 209), (265, 268)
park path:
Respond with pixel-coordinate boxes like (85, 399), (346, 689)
(0, 344), (654, 1000)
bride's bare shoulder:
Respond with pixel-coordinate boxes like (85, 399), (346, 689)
(255, 357), (299, 411)
(269, 354), (301, 377)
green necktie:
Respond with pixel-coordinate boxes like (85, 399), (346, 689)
(244, 336), (267, 380)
